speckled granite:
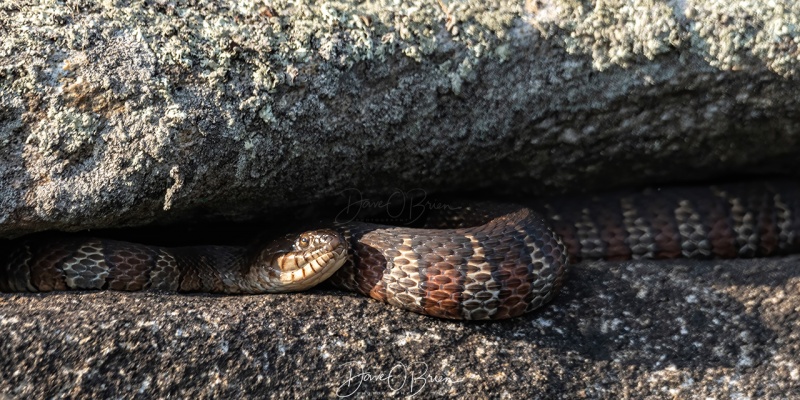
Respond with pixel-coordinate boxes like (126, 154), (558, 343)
(2, 1), (800, 397)
(1, 0), (800, 236)
(2, 256), (800, 398)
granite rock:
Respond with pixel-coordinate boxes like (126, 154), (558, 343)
(1, 0), (799, 236)
(2, 1), (800, 398)
(2, 256), (799, 398)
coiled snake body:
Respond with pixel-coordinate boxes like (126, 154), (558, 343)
(1, 180), (799, 320)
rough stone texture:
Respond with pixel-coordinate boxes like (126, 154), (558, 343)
(2, 256), (800, 398)
(1, 0), (800, 236)
(3, 2), (800, 398)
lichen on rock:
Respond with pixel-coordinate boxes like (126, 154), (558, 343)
(0, 0), (799, 237)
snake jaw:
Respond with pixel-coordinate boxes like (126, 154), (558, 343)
(268, 229), (348, 292)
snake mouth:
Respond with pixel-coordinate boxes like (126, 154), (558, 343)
(275, 229), (348, 291)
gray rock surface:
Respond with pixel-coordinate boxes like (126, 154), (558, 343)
(3, 1), (800, 398)
(2, 0), (800, 236)
(2, 256), (800, 398)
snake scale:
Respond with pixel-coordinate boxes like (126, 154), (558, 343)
(1, 180), (799, 320)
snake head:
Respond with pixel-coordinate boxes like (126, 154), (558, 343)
(256, 229), (348, 292)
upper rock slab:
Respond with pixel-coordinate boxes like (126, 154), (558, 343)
(1, 0), (799, 236)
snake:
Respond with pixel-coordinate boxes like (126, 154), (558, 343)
(1, 179), (799, 320)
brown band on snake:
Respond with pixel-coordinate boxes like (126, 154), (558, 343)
(0, 230), (348, 295)
(536, 180), (800, 264)
(1, 180), (800, 320)
(329, 206), (568, 320)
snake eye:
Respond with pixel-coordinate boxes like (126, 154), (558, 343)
(297, 236), (310, 248)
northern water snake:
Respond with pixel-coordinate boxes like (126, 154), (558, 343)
(1, 180), (798, 320)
